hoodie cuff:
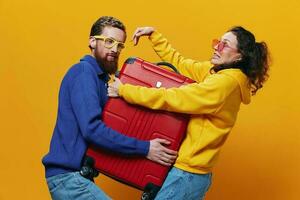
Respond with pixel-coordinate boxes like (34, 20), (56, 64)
(118, 83), (125, 97)
(149, 30), (163, 43)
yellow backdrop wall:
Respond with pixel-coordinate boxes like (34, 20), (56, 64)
(0, 0), (299, 199)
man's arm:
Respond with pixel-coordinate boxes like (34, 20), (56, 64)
(70, 69), (177, 165)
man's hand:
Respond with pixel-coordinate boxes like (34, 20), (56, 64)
(132, 27), (155, 46)
(108, 77), (123, 97)
(147, 138), (178, 166)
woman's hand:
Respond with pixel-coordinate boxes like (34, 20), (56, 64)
(132, 27), (155, 45)
(108, 77), (123, 97)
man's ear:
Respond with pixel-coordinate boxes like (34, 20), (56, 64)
(89, 37), (96, 49)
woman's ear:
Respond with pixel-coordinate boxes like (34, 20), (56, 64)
(236, 54), (242, 61)
(89, 37), (96, 49)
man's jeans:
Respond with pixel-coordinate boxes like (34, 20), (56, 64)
(155, 167), (212, 200)
(46, 172), (111, 200)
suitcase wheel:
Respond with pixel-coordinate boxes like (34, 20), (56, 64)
(141, 183), (161, 200)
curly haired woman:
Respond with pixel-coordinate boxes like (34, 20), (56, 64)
(108, 26), (270, 200)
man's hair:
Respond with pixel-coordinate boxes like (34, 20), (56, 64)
(90, 16), (126, 36)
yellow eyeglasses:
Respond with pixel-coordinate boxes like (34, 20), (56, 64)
(93, 35), (125, 52)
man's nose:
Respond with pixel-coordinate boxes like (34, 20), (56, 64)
(111, 44), (118, 53)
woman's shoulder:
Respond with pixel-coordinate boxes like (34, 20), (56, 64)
(217, 69), (251, 103)
(217, 68), (248, 83)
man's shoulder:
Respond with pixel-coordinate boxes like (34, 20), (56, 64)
(66, 60), (95, 78)
(61, 60), (96, 86)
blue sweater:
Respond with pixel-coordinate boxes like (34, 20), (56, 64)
(42, 55), (149, 178)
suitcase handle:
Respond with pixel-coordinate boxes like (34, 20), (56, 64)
(156, 62), (180, 74)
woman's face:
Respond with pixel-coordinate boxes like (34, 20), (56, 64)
(210, 31), (242, 66)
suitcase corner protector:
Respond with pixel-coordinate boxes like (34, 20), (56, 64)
(125, 57), (137, 64)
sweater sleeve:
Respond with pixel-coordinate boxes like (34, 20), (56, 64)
(119, 73), (239, 115)
(70, 70), (149, 156)
(149, 31), (212, 82)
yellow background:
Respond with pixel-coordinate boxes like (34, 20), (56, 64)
(1, 0), (299, 199)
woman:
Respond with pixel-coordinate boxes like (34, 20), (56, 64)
(108, 26), (270, 200)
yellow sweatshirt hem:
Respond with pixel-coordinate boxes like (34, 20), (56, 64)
(174, 163), (212, 174)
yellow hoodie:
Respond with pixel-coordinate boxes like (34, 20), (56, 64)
(119, 31), (251, 174)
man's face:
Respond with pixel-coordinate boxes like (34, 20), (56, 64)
(89, 26), (126, 74)
(210, 32), (241, 66)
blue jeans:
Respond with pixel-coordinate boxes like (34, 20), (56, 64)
(154, 167), (212, 200)
(46, 172), (111, 200)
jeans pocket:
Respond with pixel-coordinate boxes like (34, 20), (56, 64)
(74, 173), (91, 188)
(47, 177), (64, 193)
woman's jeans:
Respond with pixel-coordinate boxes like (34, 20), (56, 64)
(46, 172), (111, 200)
(155, 167), (212, 200)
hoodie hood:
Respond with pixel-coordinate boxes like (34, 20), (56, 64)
(219, 69), (251, 104)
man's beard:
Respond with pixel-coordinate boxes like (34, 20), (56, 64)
(95, 53), (118, 74)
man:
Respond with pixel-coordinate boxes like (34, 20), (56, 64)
(42, 16), (177, 200)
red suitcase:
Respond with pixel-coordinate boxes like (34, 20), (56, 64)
(86, 57), (194, 199)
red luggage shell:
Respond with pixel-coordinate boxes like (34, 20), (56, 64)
(86, 57), (194, 190)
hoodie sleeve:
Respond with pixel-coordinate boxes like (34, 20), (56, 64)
(70, 69), (149, 156)
(119, 73), (239, 115)
(149, 31), (212, 82)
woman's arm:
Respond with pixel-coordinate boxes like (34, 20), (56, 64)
(132, 27), (212, 81)
(108, 74), (239, 115)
